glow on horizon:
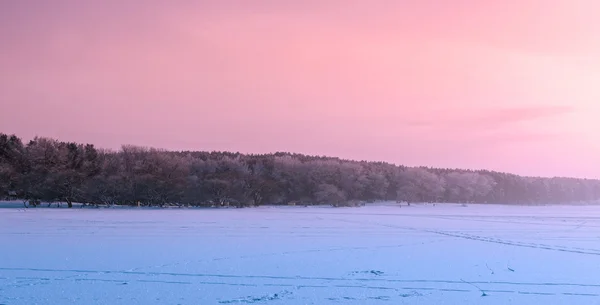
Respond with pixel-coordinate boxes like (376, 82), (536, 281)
(1, 1), (600, 178)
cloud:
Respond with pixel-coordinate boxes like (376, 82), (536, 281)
(480, 131), (564, 144)
(471, 105), (574, 127)
(403, 105), (573, 130)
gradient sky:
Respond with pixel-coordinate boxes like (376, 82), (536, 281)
(2, 1), (600, 178)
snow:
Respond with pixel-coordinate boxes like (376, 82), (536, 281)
(1, 202), (600, 304)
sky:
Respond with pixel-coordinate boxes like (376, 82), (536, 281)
(1, 1), (600, 178)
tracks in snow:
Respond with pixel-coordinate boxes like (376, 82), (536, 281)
(2, 267), (599, 299)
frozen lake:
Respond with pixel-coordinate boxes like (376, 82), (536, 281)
(1, 203), (600, 304)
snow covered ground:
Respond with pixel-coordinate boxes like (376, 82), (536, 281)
(1, 203), (600, 304)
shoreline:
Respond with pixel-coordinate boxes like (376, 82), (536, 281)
(2, 200), (599, 210)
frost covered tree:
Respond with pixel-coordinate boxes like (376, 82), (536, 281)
(314, 183), (346, 206)
(2, 132), (600, 207)
(396, 167), (446, 203)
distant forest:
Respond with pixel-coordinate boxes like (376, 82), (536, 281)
(1, 133), (599, 208)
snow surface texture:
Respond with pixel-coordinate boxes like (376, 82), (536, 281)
(1, 203), (600, 304)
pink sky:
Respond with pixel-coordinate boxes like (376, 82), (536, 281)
(2, 1), (600, 178)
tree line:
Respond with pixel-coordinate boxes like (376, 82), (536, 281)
(1, 133), (599, 208)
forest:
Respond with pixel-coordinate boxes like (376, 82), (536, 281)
(1, 133), (599, 208)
